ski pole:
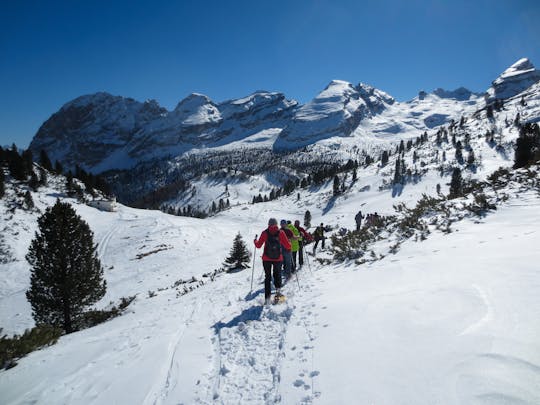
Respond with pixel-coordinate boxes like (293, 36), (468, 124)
(250, 235), (257, 292)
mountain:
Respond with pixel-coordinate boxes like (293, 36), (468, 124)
(486, 58), (540, 101)
(273, 80), (394, 151)
(26, 58), (540, 213)
(29, 91), (298, 172)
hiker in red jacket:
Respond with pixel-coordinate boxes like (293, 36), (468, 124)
(254, 218), (292, 304)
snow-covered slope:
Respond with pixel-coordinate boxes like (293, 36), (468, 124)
(1, 154), (539, 404)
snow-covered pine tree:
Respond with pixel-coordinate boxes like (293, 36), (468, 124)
(224, 233), (250, 271)
(26, 200), (106, 333)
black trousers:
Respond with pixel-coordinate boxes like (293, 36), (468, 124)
(298, 241), (304, 266)
(263, 261), (282, 298)
(313, 237), (325, 252)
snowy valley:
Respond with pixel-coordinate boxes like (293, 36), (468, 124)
(1, 58), (540, 404)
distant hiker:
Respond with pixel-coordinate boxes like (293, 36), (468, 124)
(254, 218), (291, 304)
(294, 220), (310, 267)
(355, 210), (363, 231)
(287, 220), (301, 271)
(280, 219), (294, 281)
(313, 222), (325, 254)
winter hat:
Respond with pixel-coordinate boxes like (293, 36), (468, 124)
(280, 219), (287, 226)
(268, 218), (278, 226)
(287, 220), (292, 224)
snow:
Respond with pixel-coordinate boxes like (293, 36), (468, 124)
(3, 58), (540, 404)
(1, 157), (540, 404)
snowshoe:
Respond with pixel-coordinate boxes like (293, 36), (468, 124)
(273, 293), (286, 305)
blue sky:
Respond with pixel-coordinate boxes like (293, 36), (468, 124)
(1, 0), (539, 148)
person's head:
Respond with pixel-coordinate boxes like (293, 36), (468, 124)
(287, 220), (291, 225)
(280, 219), (287, 228)
(294, 220), (300, 227)
(268, 218), (278, 227)
(320, 223), (324, 227)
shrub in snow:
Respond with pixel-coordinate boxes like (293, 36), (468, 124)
(26, 200), (106, 333)
(0, 325), (62, 370)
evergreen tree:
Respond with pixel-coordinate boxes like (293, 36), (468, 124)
(8, 148), (26, 181)
(26, 200), (106, 333)
(24, 190), (34, 210)
(304, 210), (312, 228)
(39, 150), (53, 171)
(393, 159), (402, 185)
(22, 149), (33, 175)
(514, 123), (540, 168)
(39, 167), (47, 186)
(449, 168), (463, 199)
(486, 105), (494, 119)
(381, 151), (389, 166)
(455, 141), (463, 163)
(333, 175), (340, 196)
(0, 169), (4, 199)
(224, 233), (250, 271)
(467, 150), (476, 166)
(54, 160), (63, 174)
(29, 171), (40, 191)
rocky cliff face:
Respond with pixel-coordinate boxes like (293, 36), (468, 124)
(486, 58), (540, 101)
(30, 91), (297, 171)
(273, 80), (394, 151)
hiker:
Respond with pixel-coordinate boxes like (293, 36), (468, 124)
(313, 222), (325, 254)
(254, 218), (291, 304)
(280, 219), (294, 281)
(294, 220), (310, 267)
(355, 210), (363, 231)
(287, 220), (301, 271)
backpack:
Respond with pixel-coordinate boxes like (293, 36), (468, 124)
(264, 229), (281, 259)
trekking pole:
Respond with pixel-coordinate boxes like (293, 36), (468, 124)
(250, 235), (257, 293)
(293, 256), (301, 290)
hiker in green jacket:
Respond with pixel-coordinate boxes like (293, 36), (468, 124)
(287, 220), (300, 272)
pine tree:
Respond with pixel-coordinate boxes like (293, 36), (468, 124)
(455, 141), (463, 163)
(24, 190), (34, 210)
(514, 123), (540, 169)
(333, 175), (340, 196)
(39, 150), (53, 171)
(304, 210), (311, 228)
(449, 168), (463, 199)
(26, 200), (106, 333)
(381, 151), (389, 166)
(224, 233), (250, 271)
(393, 159), (402, 185)
(29, 171), (40, 191)
(54, 160), (63, 174)
(0, 169), (4, 199)
(39, 167), (47, 186)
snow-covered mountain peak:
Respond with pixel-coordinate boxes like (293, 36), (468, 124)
(487, 57), (540, 101)
(495, 58), (536, 84)
(172, 93), (221, 126)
